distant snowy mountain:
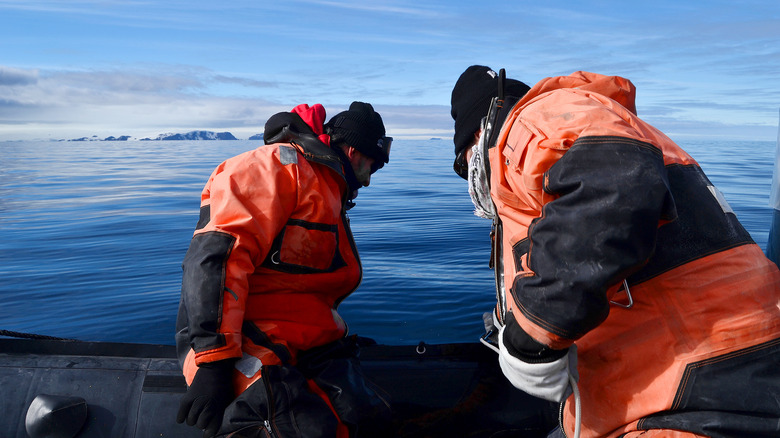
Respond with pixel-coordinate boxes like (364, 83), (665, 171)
(153, 131), (237, 140)
(64, 130), (240, 142)
(248, 133), (264, 140)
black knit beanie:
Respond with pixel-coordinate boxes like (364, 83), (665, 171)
(325, 102), (388, 162)
(450, 65), (530, 158)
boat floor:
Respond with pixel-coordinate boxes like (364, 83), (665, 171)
(0, 337), (558, 437)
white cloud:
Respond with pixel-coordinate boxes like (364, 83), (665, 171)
(0, 66), (38, 86)
(1, 1), (778, 142)
(291, 0), (443, 17)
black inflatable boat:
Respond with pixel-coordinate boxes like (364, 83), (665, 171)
(0, 336), (558, 438)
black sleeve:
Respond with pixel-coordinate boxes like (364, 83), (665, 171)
(510, 136), (677, 341)
(177, 230), (236, 354)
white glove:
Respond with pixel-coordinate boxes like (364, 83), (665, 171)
(497, 324), (579, 403)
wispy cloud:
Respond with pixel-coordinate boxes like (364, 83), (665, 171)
(0, 66), (38, 86)
(0, 65), (285, 139)
(292, 0), (444, 17)
(212, 75), (279, 89)
(0, 1), (778, 141)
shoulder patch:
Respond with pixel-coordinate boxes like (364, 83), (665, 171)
(279, 145), (298, 165)
(707, 185), (734, 214)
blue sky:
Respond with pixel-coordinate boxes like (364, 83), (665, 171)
(0, 0), (778, 142)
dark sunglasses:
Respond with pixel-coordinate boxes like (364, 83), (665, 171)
(453, 150), (468, 180)
(370, 136), (393, 174)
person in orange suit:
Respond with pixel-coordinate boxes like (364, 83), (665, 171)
(450, 65), (780, 438)
(176, 102), (392, 438)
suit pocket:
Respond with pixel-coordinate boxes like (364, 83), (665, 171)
(262, 219), (346, 274)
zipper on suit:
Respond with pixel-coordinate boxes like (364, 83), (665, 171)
(559, 399), (568, 438)
(263, 420), (276, 438)
(262, 371), (281, 438)
(333, 209), (362, 311)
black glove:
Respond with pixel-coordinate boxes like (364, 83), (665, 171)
(177, 359), (236, 438)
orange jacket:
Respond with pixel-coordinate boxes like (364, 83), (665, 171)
(176, 106), (361, 392)
(490, 71), (780, 437)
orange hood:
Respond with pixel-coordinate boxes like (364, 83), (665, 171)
(520, 71), (637, 115)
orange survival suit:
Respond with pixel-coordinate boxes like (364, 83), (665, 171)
(487, 72), (780, 437)
(175, 104), (390, 437)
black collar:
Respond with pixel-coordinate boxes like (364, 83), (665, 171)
(264, 111), (361, 206)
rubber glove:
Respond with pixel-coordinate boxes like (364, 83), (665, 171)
(177, 359), (236, 438)
(497, 324), (578, 403)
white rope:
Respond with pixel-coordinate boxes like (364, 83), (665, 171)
(568, 372), (581, 438)
(479, 335), (500, 354)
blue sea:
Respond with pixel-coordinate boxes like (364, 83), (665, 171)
(0, 138), (777, 346)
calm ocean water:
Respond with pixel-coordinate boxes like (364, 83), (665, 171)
(0, 138), (776, 346)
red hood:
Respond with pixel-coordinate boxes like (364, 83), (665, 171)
(291, 103), (331, 145)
